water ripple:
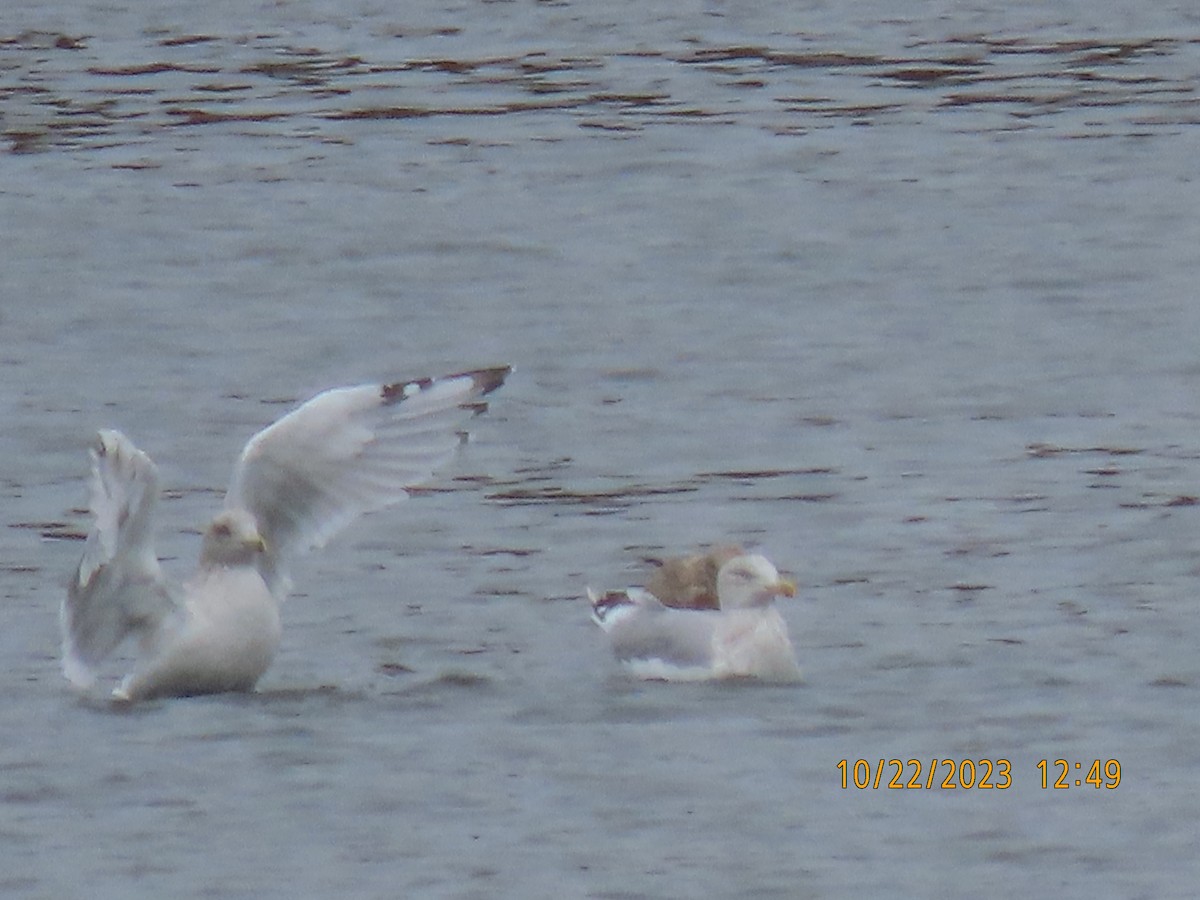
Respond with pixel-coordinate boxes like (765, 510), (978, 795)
(4, 28), (1198, 154)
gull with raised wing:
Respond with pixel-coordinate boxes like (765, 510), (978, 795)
(62, 366), (510, 701)
(589, 553), (802, 682)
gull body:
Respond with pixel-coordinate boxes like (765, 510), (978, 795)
(62, 367), (509, 701)
(589, 553), (802, 682)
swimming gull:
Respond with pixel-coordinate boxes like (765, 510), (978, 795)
(62, 366), (510, 701)
(589, 553), (802, 682)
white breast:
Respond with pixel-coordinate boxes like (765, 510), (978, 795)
(115, 566), (282, 701)
(711, 609), (802, 682)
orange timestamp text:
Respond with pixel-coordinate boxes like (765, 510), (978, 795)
(837, 758), (1011, 790)
(836, 758), (1123, 790)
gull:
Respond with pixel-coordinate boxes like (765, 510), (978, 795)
(61, 366), (510, 701)
(644, 543), (745, 610)
(589, 553), (802, 682)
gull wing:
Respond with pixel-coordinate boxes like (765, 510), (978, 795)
(592, 589), (719, 673)
(62, 430), (175, 688)
(225, 366), (510, 594)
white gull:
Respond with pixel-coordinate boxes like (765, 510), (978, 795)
(589, 553), (802, 682)
(62, 366), (509, 701)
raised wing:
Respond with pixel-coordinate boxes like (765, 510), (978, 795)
(62, 430), (175, 688)
(225, 366), (510, 593)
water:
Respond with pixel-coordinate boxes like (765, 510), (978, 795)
(4, 0), (1200, 896)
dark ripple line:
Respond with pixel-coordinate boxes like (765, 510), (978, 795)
(5, 30), (1199, 153)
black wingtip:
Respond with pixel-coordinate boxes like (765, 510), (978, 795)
(590, 590), (635, 624)
(381, 366), (512, 406)
(463, 365), (512, 397)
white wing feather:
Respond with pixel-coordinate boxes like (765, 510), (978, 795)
(61, 430), (175, 688)
(225, 366), (510, 593)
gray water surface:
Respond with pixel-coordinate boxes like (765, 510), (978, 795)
(4, 1), (1200, 897)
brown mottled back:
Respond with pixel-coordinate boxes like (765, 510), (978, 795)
(644, 544), (745, 610)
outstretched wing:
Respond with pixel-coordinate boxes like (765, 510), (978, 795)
(62, 430), (175, 689)
(225, 366), (510, 594)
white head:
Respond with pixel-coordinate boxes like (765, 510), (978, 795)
(715, 554), (796, 610)
(200, 508), (267, 568)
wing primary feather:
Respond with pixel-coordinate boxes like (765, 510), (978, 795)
(380, 366), (511, 409)
(225, 365), (511, 594)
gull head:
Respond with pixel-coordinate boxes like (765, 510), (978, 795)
(201, 508), (267, 567)
(716, 554), (797, 610)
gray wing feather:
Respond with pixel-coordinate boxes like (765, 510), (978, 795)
(62, 430), (174, 688)
(607, 604), (718, 669)
(225, 367), (510, 594)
